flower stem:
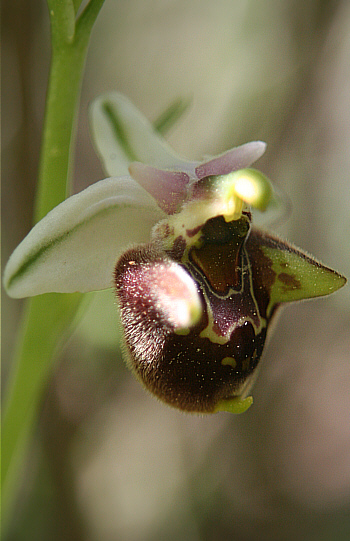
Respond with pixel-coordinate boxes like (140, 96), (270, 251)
(2, 0), (105, 530)
(35, 0), (106, 221)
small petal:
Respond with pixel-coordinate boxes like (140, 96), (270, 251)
(4, 178), (165, 297)
(89, 92), (195, 177)
(195, 141), (266, 179)
(129, 162), (190, 214)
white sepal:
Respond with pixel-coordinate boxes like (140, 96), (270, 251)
(89, 92), (196, 177)
(4, 177), (165, 297)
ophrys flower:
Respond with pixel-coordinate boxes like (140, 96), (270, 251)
(4, 93), (346, 414)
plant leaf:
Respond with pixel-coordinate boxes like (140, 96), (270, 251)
(4, 177), (164, 298)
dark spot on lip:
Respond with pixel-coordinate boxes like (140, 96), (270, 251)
(163, 223), (171, 236)
(278, 272), (301, 290)
(186, 224), (203, 237)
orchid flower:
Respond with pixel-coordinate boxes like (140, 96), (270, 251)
(4, 93), (346, 415)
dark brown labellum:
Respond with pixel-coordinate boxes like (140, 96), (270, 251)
(114, 214), (273, 413)
(114, 195), (346, 414)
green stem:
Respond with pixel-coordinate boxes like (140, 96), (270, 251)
(34, 44), (86, 221)
(2, 0), (105, 530)
(2, 293), (83, 526)
(35, 0), (106, 221)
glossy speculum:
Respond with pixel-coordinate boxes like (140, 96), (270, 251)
(115, 211), (276, 413)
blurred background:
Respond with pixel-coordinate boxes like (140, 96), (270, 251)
(2, 1), (350, 540)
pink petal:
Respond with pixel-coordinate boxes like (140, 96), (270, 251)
(195, 141), (267, 179)
(129, 162), (190, 214)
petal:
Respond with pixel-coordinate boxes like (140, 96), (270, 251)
(247, 229), (347, 316)
(4, 177), (165, 298)
(195, 141), (267, 179)
(89, 92), (195, 177)
(128, 162), (190, 214)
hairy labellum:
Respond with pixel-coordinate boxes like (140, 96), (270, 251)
(116, 214), (272, 413)
(115, 196), (346, 414)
